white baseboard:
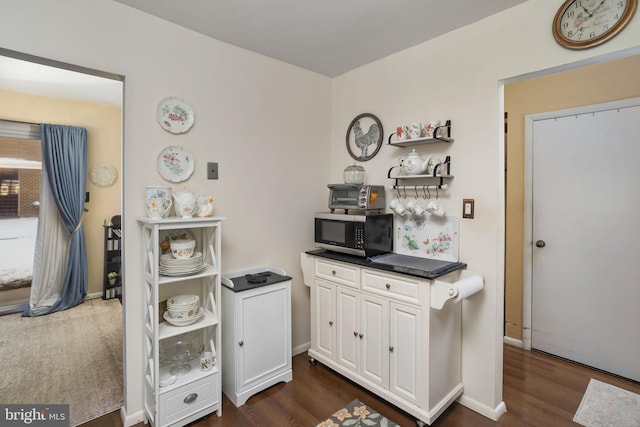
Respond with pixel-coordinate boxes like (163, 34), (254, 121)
(121, 407), (145, 427)
(503, 336), (524, 348)
(293, 341), (310, 356)
(85, 292), (103, 300)
(457, 395), (507, 421)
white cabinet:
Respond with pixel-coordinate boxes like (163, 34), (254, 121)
(308, 258), (462, 426)
(138, 217), (224, 427)
(221, 268), (292, 407)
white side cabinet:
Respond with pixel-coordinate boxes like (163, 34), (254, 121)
(221, 267), (292, 407)
(138, 217), (224, 427)
(308, 257), (462, 426)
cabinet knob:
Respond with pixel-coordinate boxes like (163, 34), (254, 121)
(359, 333), (363, 339)
(239, 340), (244, 346)
(183, 393), (198, 404)
(353, 331), (358, 336)
(332, 270), (337, 275)
(329, 321), (333, 326)
(385, 283), (391, 289)
(389, 346), (394, 352)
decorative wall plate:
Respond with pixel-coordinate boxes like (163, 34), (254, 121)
(89, 163), (118, 187)
(346, 113), (383, 161)
(157, 96), (195, 134)
(157, 145), (194, 183)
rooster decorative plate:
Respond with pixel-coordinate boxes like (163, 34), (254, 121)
(346, 113), (383, 161)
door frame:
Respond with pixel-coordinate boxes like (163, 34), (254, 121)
(522, 96), (640, 350)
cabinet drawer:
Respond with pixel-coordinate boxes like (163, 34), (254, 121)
(316, 259), (359, 288)
(362, 269), (421, 304)
(159, 374), (219, 425)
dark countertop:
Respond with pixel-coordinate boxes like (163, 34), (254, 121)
(306, 249), (466, 280)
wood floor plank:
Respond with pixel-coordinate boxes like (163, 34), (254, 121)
(89, 345), (640, 426)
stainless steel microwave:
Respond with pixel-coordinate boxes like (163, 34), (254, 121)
(314, 212), (393, 257)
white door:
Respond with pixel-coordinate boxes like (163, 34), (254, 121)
(389, 302), (422, 403)
(529, 99), (640, 381)
(336, 286), (359, 371)
(313, 279), (336, 359)
(360, 294), (388, 388)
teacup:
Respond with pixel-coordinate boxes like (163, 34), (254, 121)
(396, 125), (409, 141)
(423, 121), (441, 138)
(406, 199), (425, 217)
(390, 198), (407, 216)
(408, 122), (422, 139)
(146, 197), (172, 219)
(426, 199), (446, 217)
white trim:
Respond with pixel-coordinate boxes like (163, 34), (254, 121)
(293, 341), (310, 356)
(457, 395), (507, 421)
(503, 336), (523, 348)
(523, 97), (640, 353)
(121, 407), (144, 427)
(85, 292), (104, 300)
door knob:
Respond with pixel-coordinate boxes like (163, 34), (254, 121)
(535, 240), (546, 248)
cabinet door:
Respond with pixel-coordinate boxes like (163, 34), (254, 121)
(389, 302), (422, 404)
(336, 286), (359, 371)
(237, 285), (290, 390)
(360, 294), (388, 388)
(313, 279), (336, 359)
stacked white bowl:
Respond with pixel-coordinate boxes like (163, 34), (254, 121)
(167, 294), (200, 320)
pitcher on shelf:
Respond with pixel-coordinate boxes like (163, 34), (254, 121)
(173, 189), (198, 218)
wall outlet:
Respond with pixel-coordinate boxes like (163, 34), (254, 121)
(207, 162), (218, 180)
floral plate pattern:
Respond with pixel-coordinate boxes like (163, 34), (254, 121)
(157, 145), (195, 183)
(157, 96), (194, 134)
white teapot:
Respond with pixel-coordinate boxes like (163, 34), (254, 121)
(173, 190), (198, 218)
(399, 149), (430, 175)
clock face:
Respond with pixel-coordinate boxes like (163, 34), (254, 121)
(553, 0), (637, 49)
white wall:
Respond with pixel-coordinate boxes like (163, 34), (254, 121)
(0, 0), (330, 423)
(331, 0), (640, 418)
(3, 0), (640, 423)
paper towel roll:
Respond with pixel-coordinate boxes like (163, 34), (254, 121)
(453, 275), (483, 302)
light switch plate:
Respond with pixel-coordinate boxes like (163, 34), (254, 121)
(463, 199), (474, 219)
(207, 162), (218, 180)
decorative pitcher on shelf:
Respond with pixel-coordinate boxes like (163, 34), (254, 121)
(145, 185), (172, 219)
(173, 189), (198, 218)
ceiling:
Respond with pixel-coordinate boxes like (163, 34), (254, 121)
(114, 0), (527, 77)
(0, 1), (527, 105)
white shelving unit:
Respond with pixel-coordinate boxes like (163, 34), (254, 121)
(138, 216), (224, 427)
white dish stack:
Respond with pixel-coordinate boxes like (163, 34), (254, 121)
(164, 294), (204, 326)
(159, 252), (205, 276)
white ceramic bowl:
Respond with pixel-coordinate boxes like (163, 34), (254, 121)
(170, 239), (195, 259)
(167, 305), (199, 320)
(167, 294), (199, 307)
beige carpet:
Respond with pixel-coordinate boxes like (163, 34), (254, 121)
(0, 298), (123, 426)
(574, 378), (640, 427)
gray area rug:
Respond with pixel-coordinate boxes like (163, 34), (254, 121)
(0, 298), (123, 426)
(574, 378), (640, 427)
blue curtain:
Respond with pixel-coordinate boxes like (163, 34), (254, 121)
(24, 124), (88, 316)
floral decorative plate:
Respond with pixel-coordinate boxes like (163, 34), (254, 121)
(157, 145), (194, 183)
(89, 163), (118, 187)
(157, 96), (194, 134)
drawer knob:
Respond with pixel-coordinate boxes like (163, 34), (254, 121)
(239, 340), (244, 346)
(329, 321), (333, 326)
(332, 270), (337, 275)
(389, 346), (394, 352)
(385, 283), (391, 289)
(353, 331), (358, 337)
(359, 333), (363, 339)
(184, 393), (198, 404)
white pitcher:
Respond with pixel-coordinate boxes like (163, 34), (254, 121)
(145, 185), (172, 218)
(173, 190), (198, 218)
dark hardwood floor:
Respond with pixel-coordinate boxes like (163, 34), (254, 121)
(86, 345), (640, 426)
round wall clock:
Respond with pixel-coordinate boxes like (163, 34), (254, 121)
(345, 113), (383, 162)
(552, 0), (637, 49)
